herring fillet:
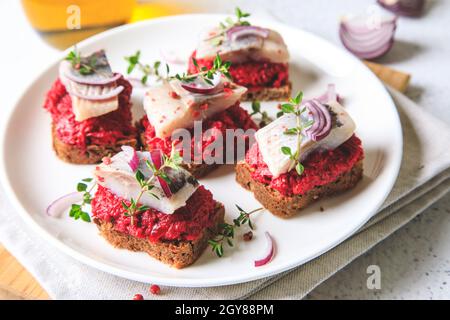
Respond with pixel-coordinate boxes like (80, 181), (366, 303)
(255, 101), (356, 177)
(143, 79), (247, 138)
(94, 151), (198, 214)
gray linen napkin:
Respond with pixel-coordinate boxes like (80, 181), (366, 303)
(0, 88), (449, 299)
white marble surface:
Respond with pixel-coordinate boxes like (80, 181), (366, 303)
(0, 0), (449, 299)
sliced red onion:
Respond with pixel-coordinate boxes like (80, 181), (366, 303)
(304, 99), (332, 141)
(254, 232), (275, 267)
(339, 15), (397, 59)
(46, 192), (83, 217)
(149, 150), (173, 198)
(64, 70), (122, 86)
(227, 26), (270, 42)
(121, 146), (139, 172)
(378, 0), (424, 17)
(67, 85), (124, 101)
(181, 72), (223, 95)
(316, 84), (342, 104)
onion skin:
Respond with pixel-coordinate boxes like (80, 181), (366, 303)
(149, 150), (173, 198)
(339, 15), (397, 60)
(254, 232), (275, 267)
(121, 146), (139, 172)
(378, 0), (425, 17)
(46, 192), (83, 217)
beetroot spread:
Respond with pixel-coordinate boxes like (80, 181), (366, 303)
(43, 77), (136, 147)
(140, 103), (258, 162)
(187, 51), (289, 90)
(92, 185), (218, 242)
(246, 135), (364, 196)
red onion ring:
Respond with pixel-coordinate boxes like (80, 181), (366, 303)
(181, 72), (223, 94)
(149, 150), (173, 198)
(316, 84), (342, 104)
(304, 99), (332, 141)
(121, 146), (139, 172)
(378, 0), (424, 17)
(67, 85), (124, 101)
(227, 26), (270, 42)
(46, 192), (83, 217)
(254, 232), (275, 267)
(339, 15), (397, 59)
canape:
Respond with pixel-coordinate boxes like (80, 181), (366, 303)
(138, 59), (258, 178)
(43, 49), (137, 164)
(187, 9), (291, 101)
(236, 94), (364, 218)
(91, 148), (224, 268)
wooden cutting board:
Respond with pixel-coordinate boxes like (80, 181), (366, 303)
(0, 61), (410, 300)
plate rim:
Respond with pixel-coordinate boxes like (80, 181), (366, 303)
(0, 14), (403, 287)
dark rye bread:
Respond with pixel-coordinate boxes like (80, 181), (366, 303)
(94, 203), (225, 268)
(241, 82), (292, 101)
(52, 125), (138, 164)
(236, 160), (363, 218)
(138, 131), (218, 179)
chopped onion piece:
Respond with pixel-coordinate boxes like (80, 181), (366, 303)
(149, 150), (173, 198)
(181, 72), (223, 95)
(227, 26), (270, 42)
(254, 232), (275, 267)
(378, 0), (425, 17)
(121, 146), (139, 172)
(315, 84), (341, 104)
(304, 99), (332, 142)
(46, 192), (83, 217)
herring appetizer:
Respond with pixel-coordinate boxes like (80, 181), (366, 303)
(236, 90), (364, 218)
(44, 49), (137, 164)
(138, 55), (258, 178)
(91, 147), (225, 268)
(188, 8), (291, 101)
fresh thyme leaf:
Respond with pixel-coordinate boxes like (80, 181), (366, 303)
(82, 178), (93, 182)
(77, 182), (87, 192)
(80, 211), (91, 222)
(281, 146), (292, 156)
(295, 162), (305, 175)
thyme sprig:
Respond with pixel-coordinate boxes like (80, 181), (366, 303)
(69, 178), (95, 222)
(207, 7), (251, 45)
(122, 146), (183, 225)
(124, 50), (169, 84)
(65, 48), (97, 75)
(250, 101), (273, 127)
(279, 92), (314, 176)
(175, 53), (232, 86)
(208, 205), (263, 257)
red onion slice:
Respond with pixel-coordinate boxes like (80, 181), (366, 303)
(46, 192), (83, 217)
(227, 26), (270, 42)
(64, 70), (122, 86)
(67, 85), (124, 101)
(339, 15), (397, 59)
(378, 0), (424, 17)
(149, 150), (173, 198)
(254, 232), (275, 267)
(181, 72), (223, 95)
(304, 100), (332, 142)
(121, 146), (139, 172)
(316, 84), (341, 104)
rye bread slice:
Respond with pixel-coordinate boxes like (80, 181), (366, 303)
(52, 124), (138, 164)
(236, 160), (363, 218)
(241, 82), (292, 101)
(94, 203), (225, 268)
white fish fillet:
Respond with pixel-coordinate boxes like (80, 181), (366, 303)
(255, 101), (356, 177)
(94, 150), (198, 214)
(143, 78), (247, 138)
(195, 27), (289, 64)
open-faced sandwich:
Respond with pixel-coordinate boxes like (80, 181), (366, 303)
(236, 91), (364, 218)
(91, 147), (225, 268)
(187, 8), (291, 101)
(138, 55), (258, 178)
(44, 49), (137, 164)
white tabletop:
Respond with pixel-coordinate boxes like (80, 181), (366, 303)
(0, 0), (449, 299)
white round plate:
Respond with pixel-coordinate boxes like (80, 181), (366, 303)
(0, 15), (402, 287)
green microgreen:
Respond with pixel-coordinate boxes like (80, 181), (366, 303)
(250, 100), (273, 127)
(124, 50), (169, 84)
(208, 205), (263, 257)
(69, 178), (96, 223)
(278, 91), (314, 176)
